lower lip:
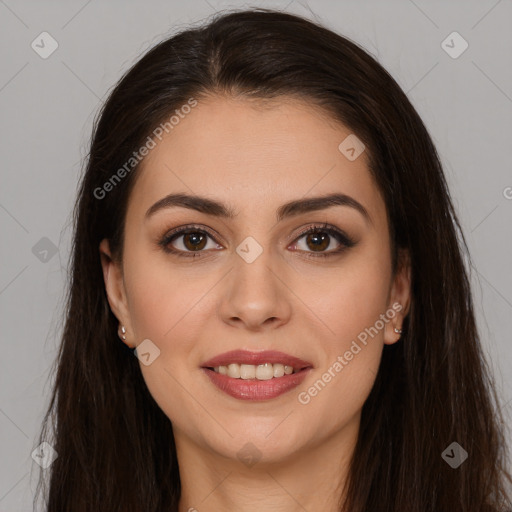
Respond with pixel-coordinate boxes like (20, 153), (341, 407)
(202, 367), (312, 401)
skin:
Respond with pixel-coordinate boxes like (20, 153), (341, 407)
(100, 95), (411, 512)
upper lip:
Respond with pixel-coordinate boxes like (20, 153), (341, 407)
(201, 350), (313, 370)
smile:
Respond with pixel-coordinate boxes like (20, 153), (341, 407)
(209, 362), (301, 379)
(201, 350), (313, 401)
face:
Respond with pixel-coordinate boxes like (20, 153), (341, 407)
(100, 95), (410, 466)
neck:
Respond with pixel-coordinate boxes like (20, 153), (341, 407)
(175, 415), (359, 512)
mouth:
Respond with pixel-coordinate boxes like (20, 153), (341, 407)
(205, 362), (305, 379)
(201, 350), (313, 401)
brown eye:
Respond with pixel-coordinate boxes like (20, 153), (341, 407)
(181, 231), (208, 251)
(159, 226), (222, 257)
(293, 228), (343, 254)
(290, 223), (356, 259)
(159, 223), (354, 260)
(303, 231), (330, 252)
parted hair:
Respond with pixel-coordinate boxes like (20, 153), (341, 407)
(36, 8), (512, 512)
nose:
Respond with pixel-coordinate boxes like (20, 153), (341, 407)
(217, 250), (292, 332)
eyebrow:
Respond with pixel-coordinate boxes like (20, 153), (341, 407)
(145, 192), (372, 225)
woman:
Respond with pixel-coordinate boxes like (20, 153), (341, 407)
(36, 8), (512, 512)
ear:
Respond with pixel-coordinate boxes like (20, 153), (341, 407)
(99, 239), (134, 348)
(384, 248), (411, 345)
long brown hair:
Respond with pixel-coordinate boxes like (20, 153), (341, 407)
(35, 8), (512, 511)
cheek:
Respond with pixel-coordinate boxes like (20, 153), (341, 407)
(294, 271), (390, 432)
(123, 252), (216, 397)
(123, 254), (210, 430)
(123, 249), (207, 341)
(297, 250), (391, 421)
(301, 250), (392, 349)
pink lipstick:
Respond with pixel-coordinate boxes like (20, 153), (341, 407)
(201, 350), (313, 401)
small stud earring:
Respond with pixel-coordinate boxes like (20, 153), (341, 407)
(394, 327), (402, 334)
(120, 325), (126, 341)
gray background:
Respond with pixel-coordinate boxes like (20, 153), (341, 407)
(1, 0), (511, 510)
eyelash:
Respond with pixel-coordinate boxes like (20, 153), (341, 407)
(158, 222), (356, 260)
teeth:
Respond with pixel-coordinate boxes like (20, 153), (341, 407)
(273, 363), (285, 378)
(212, 363), (300, 380)
(240, 364), (256, 380)
(256, 363), (273, 380)
(227, 363), (240, 378)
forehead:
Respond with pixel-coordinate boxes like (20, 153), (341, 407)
(127, 95), (385, 226)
